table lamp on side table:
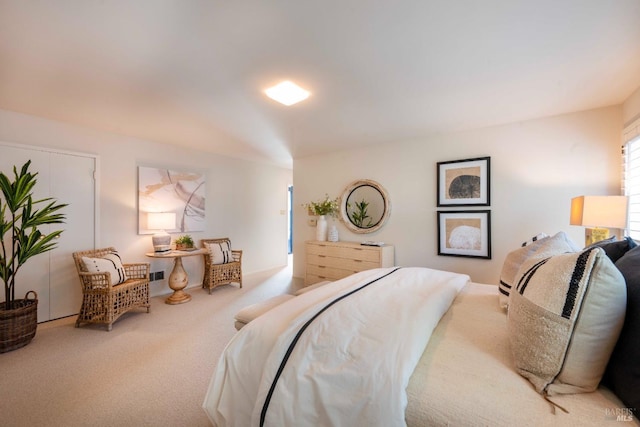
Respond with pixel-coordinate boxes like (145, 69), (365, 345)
(570, 195), (628, 246)
(147, 212), (176, 253)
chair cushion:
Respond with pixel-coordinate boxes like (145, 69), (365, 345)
(508, 247), (626, 395)
(205, 241), (234, 264)
(234, 294), (295, 329)
(82, 252), (128, 286)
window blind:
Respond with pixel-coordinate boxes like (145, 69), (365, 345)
(623, 116), (640, 240)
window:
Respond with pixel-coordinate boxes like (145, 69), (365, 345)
(623, 120), (640, 240)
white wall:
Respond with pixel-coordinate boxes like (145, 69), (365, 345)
(293, 106), (623, 284)
(0, 109), (292, 297)
(623, 86), (640, 125)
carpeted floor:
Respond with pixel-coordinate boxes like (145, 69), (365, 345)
(0, 261), (300, 427)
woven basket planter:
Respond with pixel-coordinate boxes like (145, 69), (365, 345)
(0, 291), (38, 353)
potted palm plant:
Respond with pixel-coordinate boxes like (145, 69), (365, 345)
(0, 160), (67, 353)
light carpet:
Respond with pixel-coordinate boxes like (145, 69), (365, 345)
(0, 261), (300, 427)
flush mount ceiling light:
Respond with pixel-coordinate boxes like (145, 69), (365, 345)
(265, 81), (310, 106)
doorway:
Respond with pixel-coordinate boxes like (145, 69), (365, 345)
(288, 185), (293, 254)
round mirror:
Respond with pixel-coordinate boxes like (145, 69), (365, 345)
(339, 179), (391, 234)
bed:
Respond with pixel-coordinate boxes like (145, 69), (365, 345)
(203, 255), (638, 426)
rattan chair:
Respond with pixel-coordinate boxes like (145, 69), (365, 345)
(201, 238), (243, 294)
(72, 247), (151, 331)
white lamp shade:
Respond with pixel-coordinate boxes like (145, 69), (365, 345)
(570, 196), (628, 229)
(147, 212), (176, 231)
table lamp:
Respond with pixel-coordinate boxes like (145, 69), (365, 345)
(147, 212), (176, 252)
(570, 196), (628, 246)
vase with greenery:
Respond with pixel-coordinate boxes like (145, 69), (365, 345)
(0, 160), (67, 352)
(304, 194), (339, 217)
(304, 194), (339, 241)
(175, 234), (194, 250)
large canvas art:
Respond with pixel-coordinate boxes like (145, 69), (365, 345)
(138, 166), (206, 234)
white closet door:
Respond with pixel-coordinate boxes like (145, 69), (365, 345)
(0, 144), (96, 321)
(49, 152), (95, 320)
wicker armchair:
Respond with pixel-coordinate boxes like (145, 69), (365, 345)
(201, 238), (243, 294)
(72, 247), (151, 331)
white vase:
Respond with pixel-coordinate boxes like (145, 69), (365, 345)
(328, 224), (339, 242)
(316, 215), (328, 241)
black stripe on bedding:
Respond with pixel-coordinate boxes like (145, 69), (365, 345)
(259, 267), (402, 427)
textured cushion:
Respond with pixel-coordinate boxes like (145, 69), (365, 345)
(588, 236), (637, 263)
(234, 294), (295, 330)
(498, 232), (579, 309)
(508, 247), (626, 395)
(205, 240), (234, 265)
(604, 244), (640, 414)
(82, 252), (128, 286)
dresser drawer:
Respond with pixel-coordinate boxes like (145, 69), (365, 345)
(306, 273), (335, 285)
(306, 264), (355, 281)
(307, 243), (380, 262)
(305, 241), (394, 286)
(307, 253), (378, 272)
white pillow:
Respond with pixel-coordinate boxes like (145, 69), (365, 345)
(508, 247), (626, 395)
(205, 241), (234, 265)
(82, 252), (128, 286)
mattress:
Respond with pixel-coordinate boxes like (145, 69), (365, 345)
(405, 282), (637, 427)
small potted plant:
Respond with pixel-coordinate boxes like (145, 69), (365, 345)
(174, 234), (194, 251)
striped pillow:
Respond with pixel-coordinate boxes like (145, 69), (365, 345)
(508, 247), (626, 395)
(205, 241), (234, 265)
(498, 233), (548, 308)
(498, 232), (580, 310)
(82, 252), (128, 286)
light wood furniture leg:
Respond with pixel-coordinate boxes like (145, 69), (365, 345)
(166, 257), (192, 305)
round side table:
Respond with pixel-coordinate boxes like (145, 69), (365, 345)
(145, 249), (205, 304)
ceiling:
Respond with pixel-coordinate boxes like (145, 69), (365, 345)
(1, 1), (639, 168)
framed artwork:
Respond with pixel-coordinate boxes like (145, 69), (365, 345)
(437, 156), (490, 206)
(138, 166), (206, 234)
(437, 210), (491, 259)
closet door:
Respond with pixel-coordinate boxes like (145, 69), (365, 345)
(49, 152), (95, 320)
(0, 144), (96, 321)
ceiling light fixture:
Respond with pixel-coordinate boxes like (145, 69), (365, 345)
(265, 81), (310, 106)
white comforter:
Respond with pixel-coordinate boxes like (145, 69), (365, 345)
(203, 267), (470, 427)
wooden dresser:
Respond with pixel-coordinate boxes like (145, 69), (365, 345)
(305, 241), (395, 285)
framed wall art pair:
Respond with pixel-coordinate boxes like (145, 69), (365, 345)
(436, 156), (491, 259)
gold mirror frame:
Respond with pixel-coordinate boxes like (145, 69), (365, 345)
(339, 179), (391, 234)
